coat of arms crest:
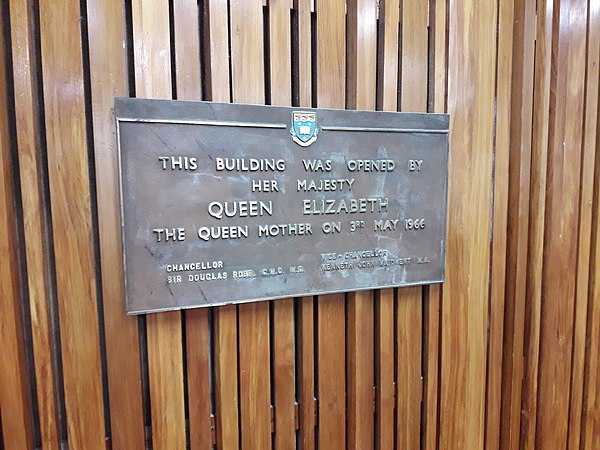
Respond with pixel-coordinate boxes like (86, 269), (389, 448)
(290, 111), (318, 146)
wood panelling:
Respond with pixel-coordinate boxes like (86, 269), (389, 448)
(39, 0), (106, 447)
(203, 2), (239, 449)
(521, 1), (553, 447)
(441, 0), (497, 449)
(375, 0), (397, 403)
(486, 0), (512, 448)
(0, 1), (599, 449)
(228, 2), (272, 448)
(268, 2), (296, 449)
(0, 2), (34, 447)
(131, 2), (186, 448)
(396, 1), (429, 447)
(172, 2), (214, 448)
(583, 5), (600, 449)
(315, 1), (346, 449)
(8, 0), (59, 448)
(569, 2), (600, 447)
(536, 0), (587, 447)
(87, 1), (146, 448)
(346, 1), (377, 448)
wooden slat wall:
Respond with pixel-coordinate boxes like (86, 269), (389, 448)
(132, 3), (187, 449)
(87, 1), (146, 448)
(441, 0), (497, 448)
(1, 0), (599, 449)
(0, 1), (34, 448)
(39, 0), (106, 448)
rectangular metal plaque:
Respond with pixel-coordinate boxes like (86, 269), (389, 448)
(116, 98), (449, 314)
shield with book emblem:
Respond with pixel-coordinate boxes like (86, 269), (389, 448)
(290, 111), (318, 147)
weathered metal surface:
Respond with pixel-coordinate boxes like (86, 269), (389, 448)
(115, 98), (449, 314)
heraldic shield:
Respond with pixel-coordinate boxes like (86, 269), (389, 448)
(290, 111), (318, 146)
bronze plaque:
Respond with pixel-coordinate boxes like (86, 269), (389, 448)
(115, 98), (449, 314)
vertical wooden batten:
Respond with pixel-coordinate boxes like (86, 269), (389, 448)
(228, 1), (272, 448)
(346, 0), (377, 449)
(536, 0), (588, 447)
(569, 1), (600, 447)
(520, 1), (553, 447)
(295, 1), (316, 449)
(131, 2), (187, 448)
(203, 1), (240, 448)
(38, 0), (107, 447)
(581, 4), (600, 449)
(440, 0), (497, 448)
(86, 0), (146, 448)
(499, 1), (536, 448)
(485, 0), (511, 448)
(268, 1), (297, 448)
(377, 0), (400, 447)
(0, 1), (34, 447)
(423, 0), (447, 447)
(585, 79), (600, 449)
(171, 1), (214, 448)
(315, 0), (347, 448)
(8, 0), (60, 448)
(396, 0), (429, 447)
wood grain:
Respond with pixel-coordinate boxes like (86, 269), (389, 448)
(268, 2), (296, 448)
(376, 288), (395, 450)
(346, 1), (377, 448)
(205, 0), (231, 104)
(315, 1), (346, 448)
(0, 1), (34, 446)
(86, 1), (147, 448)
(521, 1), (554, 447)
(373, 26), (397, 417)
(273, 299), (295, 449)
(269, 0), (292, 105)
(214, 305), (239, 449)
(536, 0), (587, 447)
(296, 0), (312, 108)
(346, 0), (377, 110)
(173, 0), (202, 99)
(317, 294), (346, 450)
(396, 0), (429, 447)
(424, 1), (447, 448)
(229, 1), (271, 448)
(586, 124), (600, 450)
(569, 3), (600, 448)
(582, 6), (600, 448)
(230, 0), (265, 105)
(131, 2), (187, 448)
(299, 297), (315, 450)
(203, 2), (239, 448)
(378, 0), (399, 113)
(296, 2), (315, 448)
(499, 1), (536, 448)
(8, 0), (59, 448)
(185, 310), (213, 449)
(424, 286), (441, 450)
(171, 2), (213, 448)
(316, 0), (345, 109)
(39, 0), (106, 447)
(238, 303), (271, 449)
(440, 0), (497, 448)
(396, 287), (421, 449)
(347, 289), (375, 450)
(487, 2), (512, 449)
